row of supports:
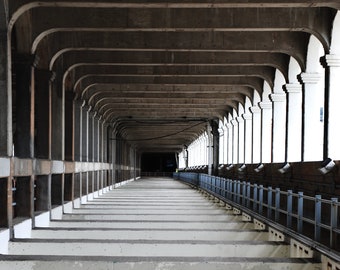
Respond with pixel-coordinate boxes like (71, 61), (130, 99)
(180, 56), (340, 173)
(0, 46), (141, 235)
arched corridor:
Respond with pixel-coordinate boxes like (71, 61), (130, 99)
(2, 1), (340, 269)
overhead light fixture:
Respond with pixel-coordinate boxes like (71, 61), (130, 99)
(226, 164), (234, 170)
(318, 158), (336, 175)
(254, 163), (264, 173)
(278, 162), (291, 174)
(238, 164), (246, 172)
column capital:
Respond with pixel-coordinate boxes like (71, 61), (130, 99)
(259, 101), (272, 110)
(89, 110), (96, 118)
(299, 72), (322, 84)
(270, 93), (286, 103)
(250, 106), (261, 114)
(226, 123), (233, 129)
(242, 113), (252, 120)
(284, 83), (302, 94)
(13, 53), (39, 67)
(325, 54), (340, 67)
(236, 116), (244, 123)
(35, 68), (56, 82)
(231, 119), (238, 126)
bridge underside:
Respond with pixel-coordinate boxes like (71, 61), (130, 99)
(1, 1), (340, 268)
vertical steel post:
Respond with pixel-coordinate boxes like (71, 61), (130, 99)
(223, 179), (227, 198)
(259, 185), (263, 215)
(314, 195), (322, 242)
(287, 190), (293, 228)
(267, 186), (272, 219)
(275, 188), (280, 222)
(242, 181), (246, 206)
(253, 184), (258, 212)
(330, 198), (338, 248)
(236, 181), (241, 204)
(233, 180), (237, 203)
(297, 192), (304, 233)
(246, 182), (251, 208)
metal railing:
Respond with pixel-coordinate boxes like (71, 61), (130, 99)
(174, 172), (340, 256)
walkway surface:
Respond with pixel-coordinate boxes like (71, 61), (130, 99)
(0, 177), (321, 269)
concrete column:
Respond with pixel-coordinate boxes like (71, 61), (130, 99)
(226, 123), (233, 164)
(50, 81), (63, 160)
(98, 118), (104, 163)
(324, 55), (340, 159)
(259, 101), (272, 163)
(64, 91), (74, 161)
(88, 111), (94, 162)
(270, 93), (286, 163)
(223, 125), (228, 164)
(231, 119), (239, 164)
(34, 69), (54, 159)
(243, 113), (252, 164)
(102, 122), (108, 163)
(300, 72), (324, 161)
(250, 106), (261, 164)
(93, 114), (99, 162)
(81, 105), (90, 162)
(74, 100), (82, 162)
(211, 120), (219, 176)
(13, 54), (36, 158)
(284, 83), (302, 162)
(207, 124), (213, 175)
(218, 128), (224, 165)
(111, 129), (117, 186)
(236, 116), (245, 164)
(0, 30), (12, 156)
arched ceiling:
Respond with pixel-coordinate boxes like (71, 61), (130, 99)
(8, 1), (338, 153)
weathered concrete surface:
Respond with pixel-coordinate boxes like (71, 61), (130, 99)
(3, 177), (321, 269)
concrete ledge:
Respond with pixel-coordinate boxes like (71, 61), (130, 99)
(51, 161), (64, 174)
(7, 241), (290, 257)
(63, 201), (73, 214)
(34, 159), (51, 175)
(13, 158), (32, 176)
(64, 162), (75, 174)
(73, 198), (81, 208)
(0, 255), (321, 270)
(0, 229), (10, 254)
(35, 212), (50, 228)
(51, 206), (63, 220)
(0, 158), (10, 178)
(13, 219), (32, 239)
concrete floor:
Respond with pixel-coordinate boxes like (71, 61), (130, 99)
(0, 177), (322, 269)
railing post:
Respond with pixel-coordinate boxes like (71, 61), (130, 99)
(246, 182), (251, 208)
(297, 192), (303, 233)
(258, 185), (263, 215)
(253, 184), (258, 212)
(267, 187), (272, 219)
(275, 188), (280, 222)
(330, 198), (338, 249)
(242, 181), (246, 206)
(233, 180), (237, 202)
(222, 179), (227, 198)
(236, 181), (241, 204)
(212, 176), (215, 194)
(227, 179), (231, 200)
(287, 190), (293, 228)
(314, 195), (322, 242)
